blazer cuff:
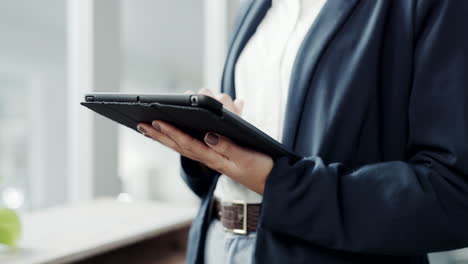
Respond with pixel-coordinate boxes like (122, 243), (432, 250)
(259, 156), (301, 231)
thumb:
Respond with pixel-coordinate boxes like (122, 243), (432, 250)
(204, 132), (245, 161)
(234, 99), (244, 115)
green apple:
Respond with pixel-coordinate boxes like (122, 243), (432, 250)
(0, 208), (21, 247)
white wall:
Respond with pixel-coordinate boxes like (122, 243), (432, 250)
(121, 0), (205, 93)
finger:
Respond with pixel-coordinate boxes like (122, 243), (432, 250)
(233, 98), (244, 115)
(137, 123), (179, 151)
(198, 88), (214, 98)
(153, 121), (231, 170)
(139, 122), (217, 164)
(204, 132), (252, 163)
(153, 120), (208, 153)
(215, 94), (238, 113)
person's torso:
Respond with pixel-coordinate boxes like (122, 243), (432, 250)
(189, 0), (431, 263)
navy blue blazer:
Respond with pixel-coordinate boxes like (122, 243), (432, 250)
(180, 0), (468, 263)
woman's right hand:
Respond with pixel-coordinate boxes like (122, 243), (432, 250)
(195, 88), (244, 116)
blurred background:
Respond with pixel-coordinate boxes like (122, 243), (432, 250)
(0, 0), (241, 210)
(0, 0), (465, 263)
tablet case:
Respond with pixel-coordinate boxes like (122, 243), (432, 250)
(81, 94), (299, 161)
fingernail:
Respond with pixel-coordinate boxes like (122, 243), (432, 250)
(205, 132), (219, 145)
(137, 124), (146, 134)
(152, 121), (161, 131)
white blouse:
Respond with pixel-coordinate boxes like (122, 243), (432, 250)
(214, 0), (327, 203)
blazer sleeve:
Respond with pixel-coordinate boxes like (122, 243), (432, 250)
(180, 157), (219, 198)
(259, 0), (468, 255)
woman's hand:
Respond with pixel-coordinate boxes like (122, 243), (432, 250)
(136, 89), (273, 195)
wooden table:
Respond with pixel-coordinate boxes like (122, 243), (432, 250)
(0, 199), (196, 264)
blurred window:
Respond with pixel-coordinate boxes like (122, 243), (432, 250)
(0, 0), (241, 210)
(0, 1), (67, 211)
(118, 0), (205, 204)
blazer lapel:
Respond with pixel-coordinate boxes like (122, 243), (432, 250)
(221, 0), (271, 98)
(282, 0), (360, 150)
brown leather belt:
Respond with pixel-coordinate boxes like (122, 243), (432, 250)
(213, 199), (261, 235)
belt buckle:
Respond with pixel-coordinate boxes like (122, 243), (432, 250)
(224, 200), (247, 235)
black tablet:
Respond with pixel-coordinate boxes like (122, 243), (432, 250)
(81, 93), (298, 160)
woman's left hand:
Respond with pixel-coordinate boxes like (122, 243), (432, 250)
(137, 90), (274, 195)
